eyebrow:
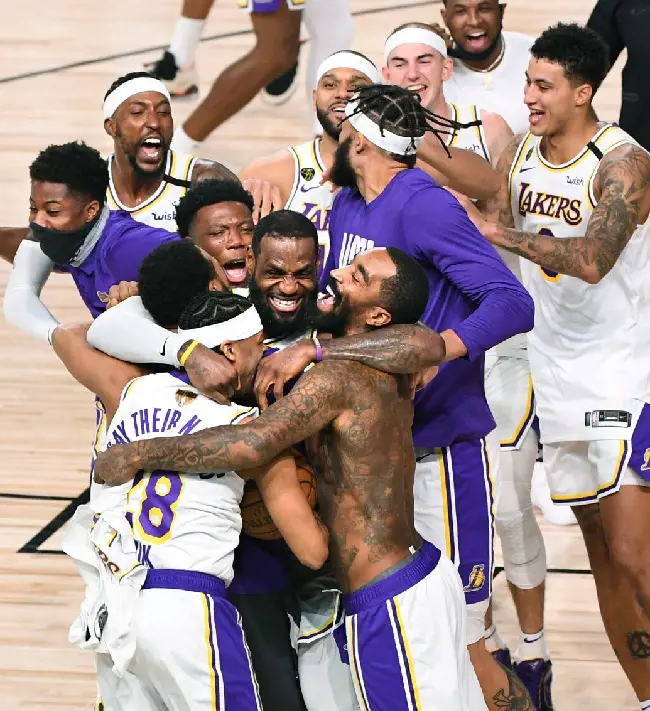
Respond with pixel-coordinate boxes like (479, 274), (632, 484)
(357, 263), (370, 284)
(391, 52), (435, 62)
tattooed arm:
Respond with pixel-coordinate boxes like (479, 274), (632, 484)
(480, 132), (524, 224)
(475, 143), (650, 283)
(95, 361), (349, 485)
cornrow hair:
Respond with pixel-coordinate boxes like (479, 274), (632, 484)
(345, 83), (476, 158)
(178, 291), (252, 330)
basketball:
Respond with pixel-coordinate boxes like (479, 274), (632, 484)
(241, 449), (317, 540)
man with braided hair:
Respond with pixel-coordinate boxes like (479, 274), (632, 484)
(303, 83), (535, 711)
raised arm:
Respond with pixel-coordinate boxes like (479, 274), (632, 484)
(474, 143), (650, 284)
(95, 361), (348, 485)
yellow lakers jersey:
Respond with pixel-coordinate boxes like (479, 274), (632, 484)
(103, 372), (256, 583)
(509, 124), (650, 442)
(285, 139), (332, 271)
(447, 104), (491, 164)
(106, 149), (198, 232)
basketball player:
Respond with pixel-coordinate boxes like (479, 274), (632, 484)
(96, 246), (488, 711)
(463, 23), (650, 709)
(315, 83), (535, 711)
(53, 291), (329, 710)
(440, 0), (533, 135)
(383, 23), (513, 170)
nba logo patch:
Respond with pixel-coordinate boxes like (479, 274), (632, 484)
(463, 564), (486, 592)
(97, 291), (110, 304)
(641, 448), (650, 472)
(301, 167), (315, 181)
(175, 389), (198, 407)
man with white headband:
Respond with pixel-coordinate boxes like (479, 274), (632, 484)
(383, 23), (513, 170)
(50, 289), (328, 710)
(306, 82), (536, 710)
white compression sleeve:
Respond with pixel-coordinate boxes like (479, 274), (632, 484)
(86, 297), (187, 367)
(3, 239), (58, 343)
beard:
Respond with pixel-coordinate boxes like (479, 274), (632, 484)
(316, 106), (342, 142)
(448, 10), (504, 63)
(248, 279), (320, 340)
(314, 276), (351, 337)
(329, 137), (358, 189)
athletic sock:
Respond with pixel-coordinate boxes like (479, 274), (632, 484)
(168, 17), (205, 69)
(171, 126), (202, 154)
(484, 622), (507, 652)
(639, 700), (650, 710)
(515, 628), (549, 661)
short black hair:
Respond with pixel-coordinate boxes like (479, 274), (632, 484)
(380, 247), (430, 324)
(531, 23), (609, 92)
(175, 179), (255, 238)
(29, 141), (108, 206)
(104, 71), (155, 101)
(138, 240), (214, 328)
(252, 209), (318, 257)
(179, 291), (253, 332)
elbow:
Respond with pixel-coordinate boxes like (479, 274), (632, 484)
(298, 540), (329, 570)
(582, 267), (604, 285)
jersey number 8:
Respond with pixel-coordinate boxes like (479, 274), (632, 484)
(127, 471), (184, 544)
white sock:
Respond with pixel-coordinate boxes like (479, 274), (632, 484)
(168, 17), (205, 68)
(484, 623), (507, 652)
(515, 629), (549, 661)
(171, 126), (202, 154)
(640, 701), (650, 710)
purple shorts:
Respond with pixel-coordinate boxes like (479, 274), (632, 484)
(240, 0), (304, 13)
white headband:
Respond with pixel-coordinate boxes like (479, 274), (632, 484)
(103, 78), (172, 119)
(316, 51), (382, 85)
(384, 28), (448, 64)
(177, 306), (263, 350)
(344, 98), (422, 156)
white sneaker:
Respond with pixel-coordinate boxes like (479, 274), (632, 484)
(145, 50), (199, 98)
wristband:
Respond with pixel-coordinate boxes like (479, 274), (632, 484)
(179, 340), (200, 367)
(313, 334), (322, 363)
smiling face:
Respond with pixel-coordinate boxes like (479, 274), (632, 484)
(313, 66), (374, 140)
(247, 234), (319, 339)
(383, 42), (451, 109)
(105, 91), (173, 176)
(188, 201), (254, 287)
(442, 0), (503, 57)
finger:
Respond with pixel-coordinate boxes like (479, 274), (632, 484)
(271, 185), (282, 213)
(273, 377), (285, 403)
(244, 180), (262, 223)
(260, 182), (273, 220)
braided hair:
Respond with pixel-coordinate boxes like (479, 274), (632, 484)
(345, 83), (463, 164)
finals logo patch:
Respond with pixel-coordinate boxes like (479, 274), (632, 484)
(463, 564), (486, 592)
(175, 389), (198, 407)
(301, 167), (316, 181)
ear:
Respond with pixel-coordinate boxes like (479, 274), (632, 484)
(442, 57), (454, 82)
(85, 200), (101, 223)
(104, 117), (117, 139)
(575, 82), (593, 109)
(440, 7), (448, 25)
(245, 245), (256, 276)
(381, 66), (391, 83)
(312, 88), (317, 112)
(220, 340), (237, 363)
(365, 306), (392, 329)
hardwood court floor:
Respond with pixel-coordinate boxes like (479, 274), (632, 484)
(0, 0), (635, 708)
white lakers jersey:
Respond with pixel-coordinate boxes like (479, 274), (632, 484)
(103, 372), (257, 583)
(509, 125), (650, 442)
(106, 149), (198, 232)
(285, 139), (332, 271)
(447, 104), (490, 164)
(445, 32), (534, 135)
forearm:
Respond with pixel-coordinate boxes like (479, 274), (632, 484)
(0, 227), (29, 264)
(418, 140), (499, 201)
(486, 223), (602, 283)
(321, 324), (446, 373)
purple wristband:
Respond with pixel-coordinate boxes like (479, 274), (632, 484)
(313, 336), (322, 362)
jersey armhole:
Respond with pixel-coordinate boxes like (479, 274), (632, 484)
(285, 147), (301, 207)
(507, 133), (532, 206)
(473, 106), (491, 164)
(120, 376), (142, 404)
(587, 136), (629, 208)
(231, 406), (258, 424)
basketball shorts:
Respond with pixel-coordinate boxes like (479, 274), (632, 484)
(342, 542), (486, 711)
(413, 438), (494, 645)
(484, 354), (536, 452)
(120, 570), (262, 711)
(239, 0), (305, 12)
(297, 587), (359, 711)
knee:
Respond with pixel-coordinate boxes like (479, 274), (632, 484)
(496, 509), (546, 589)
(608, 531), (648, 585)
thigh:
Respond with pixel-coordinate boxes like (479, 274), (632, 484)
(134, 589), (261, 711)
(545, 440), (596, 505)
(230, 590), (306, 711)
(249, 1), (302, 49)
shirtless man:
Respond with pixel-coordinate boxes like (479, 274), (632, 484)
(95, 246), (486, 710)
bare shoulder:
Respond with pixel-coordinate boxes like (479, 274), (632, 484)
(480, 109), (512, 134)
(238, 149), (296, 200)
(190, 158), (239, 184)
(498, 131), (528, 168)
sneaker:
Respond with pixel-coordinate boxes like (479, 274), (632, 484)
(145, 50), (199, 98)
(261, 61), (300, 105)
(491, 647), (513, 670)
(514, 658), (554, 710)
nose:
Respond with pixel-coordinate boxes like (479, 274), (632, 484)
(145, 107), (160, 129)
(466, 8), (481, 27)
(405, 61), (420, 81)
(225, 227), (245, 250)
(524, 83), (537, 106)
(31, 211), (49, 228)
(278, 275), (299, 296)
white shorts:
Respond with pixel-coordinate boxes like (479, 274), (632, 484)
(414, 439), (494, 645)
(109, 570), (262, 711)
(342, 543), (486, 711)
(484, 354), (536, 451)
(544, 439), (650, 506)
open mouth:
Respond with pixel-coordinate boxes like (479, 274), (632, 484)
(318, 283), (340, 310)
(138, 135), (164, 163)
(223, 259), (248, 285)
(464, 31), (490, 52)
(406, 84), (427, 100)
(269, 294), (302, 314)
(529, 109), (545, 127)
(330, 102), (347, 118)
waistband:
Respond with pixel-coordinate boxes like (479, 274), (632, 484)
(143, 569), (227, 598)
(342, 541), (441, 616)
